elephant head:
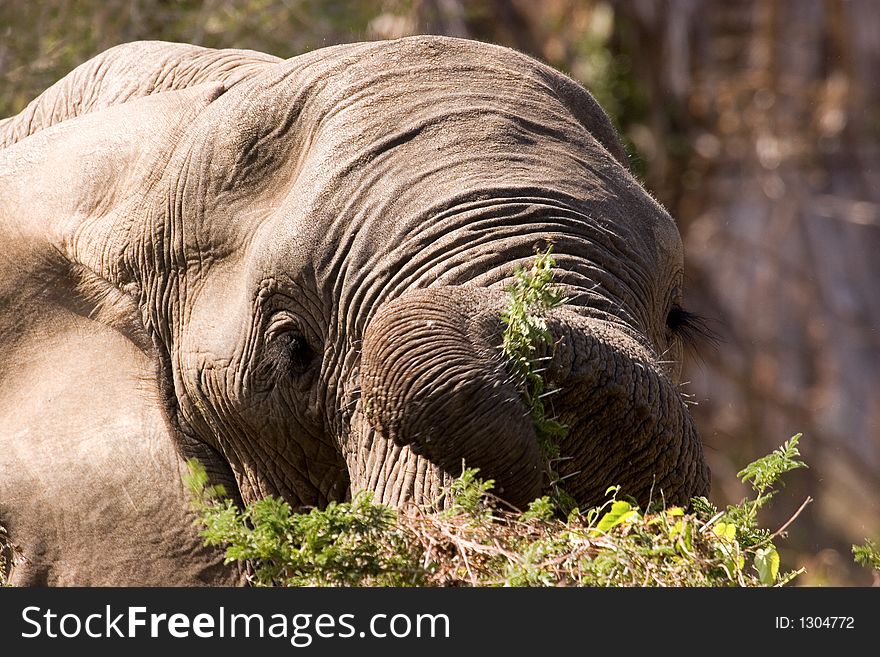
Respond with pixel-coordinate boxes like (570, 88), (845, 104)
(1, 36), (708, 582)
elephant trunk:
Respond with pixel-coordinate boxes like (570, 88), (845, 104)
(352, 286), (709, 510)
(357, 287), (544, 508)
(541, 311), (710, 506)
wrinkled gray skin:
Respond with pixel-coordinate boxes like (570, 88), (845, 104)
(0, 36), (709, 585)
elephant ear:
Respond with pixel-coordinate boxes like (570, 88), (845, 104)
(0, 40), (279, 148)
(0, 84), (240, 584)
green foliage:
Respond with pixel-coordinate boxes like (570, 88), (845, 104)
(437, 466), (496, 522)
(187, 436), (811, 587)
(186, 459), (422, 586)
(500, 248), (567, 443)
(500, 248), (573, 509)
(852, 539), (880, 573)
(567, 439), (807, 587)
(521, 496), (556, 522)
(683, 434), (808, 585)
(737, 433), (807, 511)
(723, 433), (807, 549)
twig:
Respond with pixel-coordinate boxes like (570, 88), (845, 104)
(452, 536), (477, 585)
(770, 496), (813, 540)
(698, 510), (726, 533)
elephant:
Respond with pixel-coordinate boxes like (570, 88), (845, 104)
(0, 36), (709, 586)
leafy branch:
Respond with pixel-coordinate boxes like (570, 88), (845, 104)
(500, 248), (572, 509)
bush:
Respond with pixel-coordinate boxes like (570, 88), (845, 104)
(186, 434), (815, 587)
(186, 463), (421, 587)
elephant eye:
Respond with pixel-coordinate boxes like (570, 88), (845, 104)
(263, 313), (317, 379)
(269, 330), (315, 376)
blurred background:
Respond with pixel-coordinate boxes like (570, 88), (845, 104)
(2, 0), (877, 585)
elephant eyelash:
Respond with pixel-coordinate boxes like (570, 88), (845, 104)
(666, 305), (718, 349)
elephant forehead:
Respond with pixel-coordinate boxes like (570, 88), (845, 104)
(167, 36), (679, 287)
(172, 35), (620, 212)
(276, 35), (622, 154)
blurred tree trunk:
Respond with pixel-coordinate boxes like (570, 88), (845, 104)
(612, 0), (880, 581)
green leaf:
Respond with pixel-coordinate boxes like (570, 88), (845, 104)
(712, 522), (737, 541)
(522, 496), (555, 522)
(852, 539), (880, 571)
(500, 247), (569, 468)
(595, 500), (639, 533)
(755, 546), (780, 585)
(737, 434), (807, 495)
